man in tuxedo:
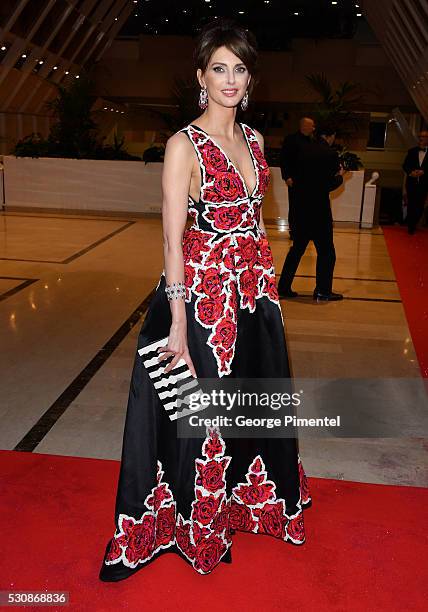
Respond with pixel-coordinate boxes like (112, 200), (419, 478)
(402, 130), (428, 234)
(277, 126), (344, 301)
(279, 117), (316, 238)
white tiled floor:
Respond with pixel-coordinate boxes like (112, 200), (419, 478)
(1, 211), (426, 486)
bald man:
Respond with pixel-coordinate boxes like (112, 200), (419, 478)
(280, 118), (316, 238)
(402, 130), (428, 234)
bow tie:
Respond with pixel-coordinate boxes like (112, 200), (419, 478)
(419, 147), (428, 152)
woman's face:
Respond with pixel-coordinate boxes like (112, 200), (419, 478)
(197, 45), (251, 109)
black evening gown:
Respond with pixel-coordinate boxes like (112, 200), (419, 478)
(99, 123), (312, 580)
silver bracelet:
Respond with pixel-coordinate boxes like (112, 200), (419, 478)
(165, 281), (186, 300)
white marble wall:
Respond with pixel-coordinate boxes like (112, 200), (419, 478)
(3, 157), (367, 224)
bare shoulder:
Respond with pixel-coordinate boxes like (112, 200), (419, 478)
(164, 130), (195, 171)
(165, 130), (192, 155)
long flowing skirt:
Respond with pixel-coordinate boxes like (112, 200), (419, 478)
(99, 275), (311, 580)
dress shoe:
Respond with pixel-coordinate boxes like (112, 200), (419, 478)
(221, 548), (232, 563)
(278, 289), (299, 298)
(313, 291), (343, 302)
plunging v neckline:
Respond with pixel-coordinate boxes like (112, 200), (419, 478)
(189, 123), (259, 198)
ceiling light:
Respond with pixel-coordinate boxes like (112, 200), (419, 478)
(75, 74), (79, 78)
(294, 12), (299, 15)
(238, 10), (244, 14)
(356, 12), (362, 16)
(21, 53), (27, 58)
(1, 46), (7, 51)
(53, 66), (58, 70)
(332, 1), (337, 4)
(65, 70), (69, 74)
(103, 106), (107, 110)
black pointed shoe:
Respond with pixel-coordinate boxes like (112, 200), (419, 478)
(221, 548), (232, 563)
(313, 291), (343, 302)
(278, 289), (299, 298)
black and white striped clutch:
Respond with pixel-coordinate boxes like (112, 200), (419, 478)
(138, 337), (204, 421)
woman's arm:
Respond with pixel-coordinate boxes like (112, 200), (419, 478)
(157, 132), (196, 376)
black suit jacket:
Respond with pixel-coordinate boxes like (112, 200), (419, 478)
(402, 146), (428, 193)
(279, 131), (312, 181)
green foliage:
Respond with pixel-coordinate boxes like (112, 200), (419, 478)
(147, 76), (200, 138)
(305, 72), (365, 138)
(12, 74), (140, 160)
(44, 74), (98, 158)
(12, 133), (50, 158)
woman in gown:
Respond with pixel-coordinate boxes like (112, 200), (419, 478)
(99, 19), (311, 581)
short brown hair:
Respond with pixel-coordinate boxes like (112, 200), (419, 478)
(194, 19), (259, 94)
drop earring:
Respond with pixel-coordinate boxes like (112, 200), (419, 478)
(241, 90), (249, 111)
(199, 87), (208, 110)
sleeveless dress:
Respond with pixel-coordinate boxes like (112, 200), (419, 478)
(99, 123), (312, 581)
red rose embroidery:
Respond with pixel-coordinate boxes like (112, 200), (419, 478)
(211, 506), (229, 535)
(194, 534), (227, 573)
(192, 521), (211, 544)
(195, 458), (229, 493)
(124, 515), (156, 564)
(234, 477), (275, 506)
(176, 517), (195, 559)
(106, 537), (122, 562)
(259, 167), (270, 194)
(211, 309), (237, 351)
(192, 491), (223, 525)
(145, 483), (172, 512)
(201, 143), (228, 176)
(254, 501), (287, 539)
(155, 505), (176, 548)
(203, 430), (224, 458)
(239, 268), (263, 310)
(197, 295), (225, 326)
(191, 131), (205, 144)
(258, 238), (274, 269)
(195, 268), (228, 299)
(229, 500), (256, 532)
(184, 264), (196, 289)
(203, 171), (244, 203)
(229, 280), (238, 313)
(250, 139), (266, 167)
(287, 513), (305, 542)
(205, 237), (231, 266)
(235, 235), (258, 269)
(205, 204), (247, 231)
(264, 275), (279, 301)
(182, 229), (213, 264)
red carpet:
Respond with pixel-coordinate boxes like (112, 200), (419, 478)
(383, 226), (428, 378)
(1, 451), (427, 611)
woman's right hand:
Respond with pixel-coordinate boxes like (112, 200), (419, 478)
(157, 321), (197, 377)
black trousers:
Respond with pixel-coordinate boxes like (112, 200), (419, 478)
(407, 187), (427, 232)
(278, 213), (336, 295)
